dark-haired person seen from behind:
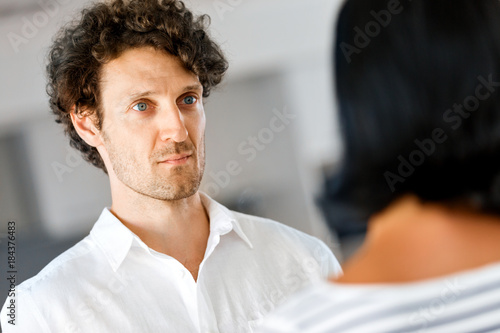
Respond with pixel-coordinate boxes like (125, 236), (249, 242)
(0, 0), (341, 332)
(259, 0), (500, 332)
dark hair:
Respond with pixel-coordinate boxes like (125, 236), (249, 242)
(47, 0), (228, 172)
(323, 0), (500, 222)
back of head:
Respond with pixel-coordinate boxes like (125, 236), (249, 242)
(325, 0), (500, 221)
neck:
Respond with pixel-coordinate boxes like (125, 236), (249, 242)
(335, 195), (500, 284)
(110, 184), (209, 281)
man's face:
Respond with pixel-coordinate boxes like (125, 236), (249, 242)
(97, 46), (206, 201)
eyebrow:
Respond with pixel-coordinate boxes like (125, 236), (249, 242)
(182, 84), (203, 93)
(127, 90), (155, 101)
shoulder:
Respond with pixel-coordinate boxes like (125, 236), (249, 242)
(17, 235), (97, 294)
(259, 262), (500, 333)
(1, 236), (100, 332)
(231, 210), (342, 275)
(232, 210), (324, 247)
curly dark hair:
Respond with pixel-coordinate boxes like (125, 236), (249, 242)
(47, 0), (228, 172)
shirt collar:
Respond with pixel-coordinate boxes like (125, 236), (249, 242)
(90, 192), (253, 272)
(199, 192), (253, 249)
(90, 208), (135, 272)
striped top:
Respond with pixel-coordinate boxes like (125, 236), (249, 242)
(258, 261), (500, 333)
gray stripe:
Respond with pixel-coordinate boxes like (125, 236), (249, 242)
(284, 291), (336, 320)
(416, 301), (500, 333)
(297, 288), (391, 327)
(469, 323), (500, 333)
(300, 279), (500, 331)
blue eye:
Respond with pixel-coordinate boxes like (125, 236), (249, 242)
(132, 102), (148, 111)
(183, 96), (197, 105)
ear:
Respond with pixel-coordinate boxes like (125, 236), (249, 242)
(70, 107), (103, 148)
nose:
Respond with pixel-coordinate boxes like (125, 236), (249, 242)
(158, 103), (188, 143)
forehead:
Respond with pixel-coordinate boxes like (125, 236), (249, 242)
(99, 46), (200, 99)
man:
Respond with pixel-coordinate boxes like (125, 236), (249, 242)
(1, 0), (340, 332)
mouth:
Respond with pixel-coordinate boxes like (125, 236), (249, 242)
(158, 153), (192, 165)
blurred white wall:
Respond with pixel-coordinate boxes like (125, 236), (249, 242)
(0, 0), (344, 255)
(21, 117), (112, 238)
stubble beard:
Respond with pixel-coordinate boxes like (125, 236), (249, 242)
(103, 132), (205, 202)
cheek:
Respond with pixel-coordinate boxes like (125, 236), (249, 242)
(198, 116), (206, 137)
(104, 126), (152, 158)
(189, 111), (206, 142)
(101, 108), (157, 157)
(199, 108), (207, 131)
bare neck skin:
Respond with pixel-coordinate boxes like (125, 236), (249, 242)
(109, 175), (209, 281)
(334, 195), (500, 284)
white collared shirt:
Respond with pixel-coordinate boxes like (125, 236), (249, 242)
(1, 193), (341, 333)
